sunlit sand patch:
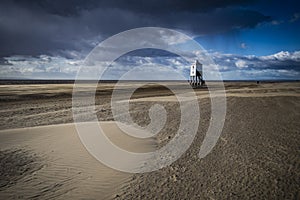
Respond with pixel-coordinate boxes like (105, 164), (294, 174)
(0, 122), (156, 199)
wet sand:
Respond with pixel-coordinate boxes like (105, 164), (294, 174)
(0, 81), (299, 199)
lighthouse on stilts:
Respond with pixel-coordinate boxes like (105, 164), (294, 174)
(189, 60), (205, 87)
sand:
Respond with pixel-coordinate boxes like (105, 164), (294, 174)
(0, 81), (299, 199)
(0, 122), (156, 199)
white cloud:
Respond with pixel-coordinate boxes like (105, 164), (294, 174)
(235, 60), (248, 68)
(1, 55), (81, 79)
(1, 50), (299, 80)
(209, 50), (300, 80)
(160, 30), (191, 45)
(260, 51), (300, 61)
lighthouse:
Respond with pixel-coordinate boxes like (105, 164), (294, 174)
(190, 60), (205, 86)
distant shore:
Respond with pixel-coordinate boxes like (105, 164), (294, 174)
(0, 79), (299, 85)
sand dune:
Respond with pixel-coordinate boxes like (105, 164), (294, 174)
(0, 122), (156, 199)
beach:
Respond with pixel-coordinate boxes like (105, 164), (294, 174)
(0, 81), (299, 199)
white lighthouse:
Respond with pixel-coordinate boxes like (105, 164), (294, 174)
(190, 60), (204, 86)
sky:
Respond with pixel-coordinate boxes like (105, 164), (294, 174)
(0, 0), (299, 80)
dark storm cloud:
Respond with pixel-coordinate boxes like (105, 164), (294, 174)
(12, 0), (257, 16)
(0, 0), (270, 57)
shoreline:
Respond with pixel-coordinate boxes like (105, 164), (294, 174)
(0, 79), (299, 85)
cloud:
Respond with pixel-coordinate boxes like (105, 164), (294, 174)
(240, 43), (247, 49)
(210, 50), (300, 79)
(12, 0), (257, 16)
(0, 0), (271, 57)
(0, 57), (12, 66)
(235, 60), (248, 68)
(0, 55), (81, 79)
(260, 51), (300, 61)
(1, 50), (299, 80)
(290, 13), (300, 23)
(271, 20), (283, 25)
